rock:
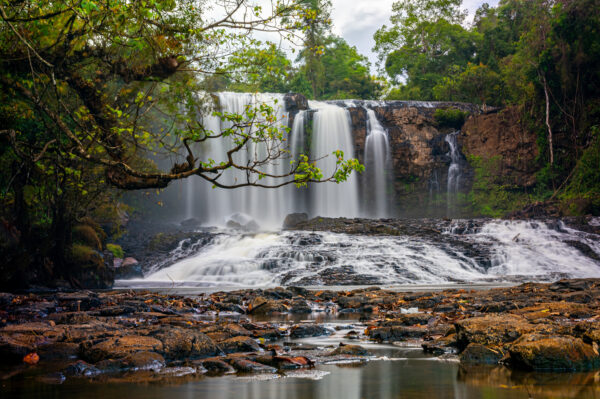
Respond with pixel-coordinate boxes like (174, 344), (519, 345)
(121, 351), (165, 371)
(115, 257), (143, 279)
(368, 325), (428, 341)
(201, 358), (236, 374)
(228, 358), (277, 373)
(80, 335), (164, 363)
(248, 297), (287, 315)
(152, 327), (220, 359)
(459, 343), (505, 365)
(328, 344), (370, 356)
(180, 218), (202, 229)
(284, 93), (309, 113)
(38, 342), (79, 360)
(283, 213), (309, 229)
(455, 314), (552, 349)
(289, 324), (332, 338)
(289, 299), (312, 313)
(219, 336), (261, 354)
(225, 213), (260, 231)
(508, 334), (600, 371)
(63, 360), (101, 377)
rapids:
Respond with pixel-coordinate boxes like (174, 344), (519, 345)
(118, 219), (600, 289)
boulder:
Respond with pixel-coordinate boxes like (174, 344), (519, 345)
(219, 336), (261, 354)
(508, 334), (600, 371)
(289, 324), (332, 338)
(228, 358), (277, 373)
(80, 335), (163, 363)
(459, 343), (505, 365)
(455, 314), (554, 349)
(328, 344), (370, 356)
(283, 213), (309, 229)
(152, 327), (220, 359)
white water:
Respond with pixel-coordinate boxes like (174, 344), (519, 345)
(445, 131), (461, 216)
(123, 220), (600, 288)
(364, 109), (392, 218)
(309, 101), (360, 218)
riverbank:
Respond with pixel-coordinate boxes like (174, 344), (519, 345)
(2, 278), (600, 387)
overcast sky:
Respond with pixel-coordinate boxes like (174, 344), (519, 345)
(329, 0), (500, 70)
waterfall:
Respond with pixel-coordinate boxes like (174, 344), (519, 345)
(182, 93), (363, 227)
(192, 92), (292, 228)
(445, 131), (461, 216)
(309, 101), (361, 218)
(364, 109), (391, 218)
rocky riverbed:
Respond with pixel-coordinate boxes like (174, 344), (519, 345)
(2, 278), (600, 387)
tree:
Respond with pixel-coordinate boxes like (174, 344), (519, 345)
(433, 63), (503, 106)
(373, 0), (479, 100)
(0, 0), (363, 287)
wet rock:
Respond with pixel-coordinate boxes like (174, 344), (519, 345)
(455, 314), (551, 349)
(152, 327), (220, 359)
(121, 351), (165, 371)
(228, 358), (277, 373)
(114, 257), (143, 279)
(459, 343), (505, 365)
(38, 342), (79, 360)
(200, 358), (236, 374)
(289, 299), (312, 313)
(283, 213), (309, 229)
(81, 335), (164, 363)
(508, 334), (600, 371)
(289, 324), (332, 338)
(368, 325), (428, 341)
(328, 344), (370, 356)
(219, 336), (261, 354)
(63, 360), (101, 377)
(248, 297), (287, 315)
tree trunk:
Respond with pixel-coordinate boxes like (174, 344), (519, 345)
(542, 74), (554, 165)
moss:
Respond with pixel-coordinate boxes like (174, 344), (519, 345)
(72, 225), (102, 250)
(106, 243), (124, 259)
(434, 108), (469, 129)
(69, 244), (103, 269)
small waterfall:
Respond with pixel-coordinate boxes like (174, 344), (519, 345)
(445, 131), (461, 216)
(289, 110), (310, 214)
(309, 101), (361, 218)
(364, 109), (392, 218)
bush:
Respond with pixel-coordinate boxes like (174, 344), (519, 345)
(434, 108), (469, 129)
(106, 243), (124, 259)
(69, 244), (103, 268)
(72, 225), (102, 250)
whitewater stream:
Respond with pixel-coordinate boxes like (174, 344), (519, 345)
(117, 219), (600, 289)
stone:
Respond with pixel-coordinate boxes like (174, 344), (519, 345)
(63, 360), (101, 377)
(289, 324), (332, 338)
(283, 213), (309, 229)
(121, 351), (165, 371)
(201, 358), (236, 374)
(459, 343), (505, 365)
(219, 336), (261, 354)
(81, 335), (164, 363)
(152, 327), (220, 359)
(228, 358), (277, 373)
(508, 334), (600, 371)
(328, 344), (370, 356)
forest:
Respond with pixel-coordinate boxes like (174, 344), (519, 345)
(0, 0), (599, 289)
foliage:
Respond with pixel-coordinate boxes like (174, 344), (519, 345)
(467, 155), (530, 217)
(106, 244), (125, 259)
(433, 108), (469, 129)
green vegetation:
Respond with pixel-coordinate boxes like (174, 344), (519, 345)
(434, 108), (469, 129)
(375, 0), (600, 216)
(106, 244), (125, 259)
(0, 0), (364, 288)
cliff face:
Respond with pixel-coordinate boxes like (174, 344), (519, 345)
(461, 107), (539, 188)
(283, 94), (538, 217)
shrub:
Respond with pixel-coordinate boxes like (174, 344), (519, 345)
(434, 108), (469, 129)
(72, 225), (102, 250)
(106, 243), (124, 259)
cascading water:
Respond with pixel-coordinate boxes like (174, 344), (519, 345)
(445, 131), (461, 216)
(364, 109), (392, 218)
(309, 101), (361, 218)
(121, 219), (600, 288)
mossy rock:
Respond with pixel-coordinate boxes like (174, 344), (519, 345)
(72, 225), (102, 251)
(106, 243), (124, 259)
(69, 244), (104, 269)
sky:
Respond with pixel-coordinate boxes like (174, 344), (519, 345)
(329, 0), (500, 70)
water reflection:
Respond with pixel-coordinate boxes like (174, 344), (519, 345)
(6, 355), (600, 399)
